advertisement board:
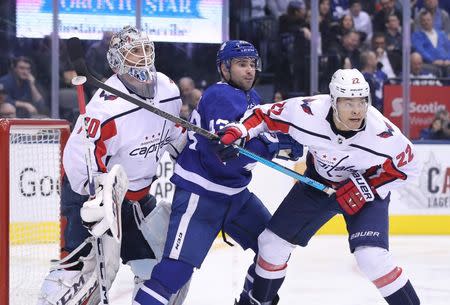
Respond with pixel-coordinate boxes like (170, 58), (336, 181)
(16, 0), (229, 43)
(383, 84), (449, 140)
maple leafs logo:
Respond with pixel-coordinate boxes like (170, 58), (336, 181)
(377, 122), (394, 138)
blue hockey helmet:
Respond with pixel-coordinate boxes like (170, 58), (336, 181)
(216, 40), (262, 74)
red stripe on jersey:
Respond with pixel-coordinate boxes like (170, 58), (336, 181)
(373, 267), (403, 288)
(369, 159), (406, 188)
(257, 255), (287, 272)
(94, 120), (117, 173)
(125, 186), (151, 201)
(243, 108), (290, 133)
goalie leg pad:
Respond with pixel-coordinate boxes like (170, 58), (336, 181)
(354, 246), (409, 297)
(132, 200), (172, 260)
(37, 234), (120, 305)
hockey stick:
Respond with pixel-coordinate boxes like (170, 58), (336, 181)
(72, 76), (110, 304)
(67, 37), (334, 196)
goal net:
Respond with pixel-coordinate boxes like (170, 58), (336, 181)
(0, 119), (70, 305)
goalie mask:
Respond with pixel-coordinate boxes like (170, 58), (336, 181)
(329, 69), (371, 131)
(107, 25), (157, 99)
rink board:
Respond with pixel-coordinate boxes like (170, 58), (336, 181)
(10, 143), (450, 244)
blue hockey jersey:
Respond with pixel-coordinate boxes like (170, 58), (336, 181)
(171, 82), (272, 198)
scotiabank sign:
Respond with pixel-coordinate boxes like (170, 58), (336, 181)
(383, 85), (449, 139)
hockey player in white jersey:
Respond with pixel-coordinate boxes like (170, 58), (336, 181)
(37, 26), (188, 305)
(219, 69), (421, 305)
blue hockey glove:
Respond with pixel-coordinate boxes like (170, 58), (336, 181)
(258, 132), (303, 161)
(210, 140), (240, 162)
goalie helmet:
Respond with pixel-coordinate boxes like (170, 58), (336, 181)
(107, 25), (157, 98)
(329, 69), (371, 130)
(216, 40), (262, 74)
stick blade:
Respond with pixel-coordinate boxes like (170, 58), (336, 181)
(67, 37), (89, 76)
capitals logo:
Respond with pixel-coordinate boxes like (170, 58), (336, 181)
(100, 90), (118, 101)
(377, 122), (394, 138)
(300, 98), (314, 115)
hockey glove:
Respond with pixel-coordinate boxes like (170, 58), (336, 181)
(217, 122), (248, 145)
(210, 140), (240, 162)
(335, 172), (376, 215)
(81, 164), (128, 241)
(258, 132), (303, 161)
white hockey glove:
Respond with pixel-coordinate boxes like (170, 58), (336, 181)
(80, 164), (129, 242)
(167, 126), (188, 160)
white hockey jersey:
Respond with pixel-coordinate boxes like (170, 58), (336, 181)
(241, 94), (420, 199)
(63, 72), (183, 200)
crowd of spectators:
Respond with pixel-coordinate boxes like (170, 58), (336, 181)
(235, 0), (449, 102)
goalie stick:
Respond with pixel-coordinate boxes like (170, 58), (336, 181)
(71, 75), (110, 304)
(67, 37), (335, 196)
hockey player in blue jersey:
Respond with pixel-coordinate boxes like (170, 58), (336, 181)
(219, 69), (421, 305)
(133, 40), (303, 305)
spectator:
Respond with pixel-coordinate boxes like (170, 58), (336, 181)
(178, 76), (197, 106)
(385, 14), (402, 52)
(349, 0), (373, 45)
(318, 0), (334, 51)
(412, 10), (450, 74)
(278, 0), (311, 92)
(0, 83), (16, 118)
(267, 0), (291, 19)
(180, 104), (192, 120)
(414, 0), (450, 34)
(178, 76), (195, 98)
(0, 56), (46, 118)
(360, 50), (388, 112)
(410, 52), (443, 85)
(329, 14), (355, 49)
(190, 88), (202, 109)
(331, 29), (362, 69)
(86, 31), (114, 82)
(273, 90), (285, 102)
(435, 109), (450, 137)
(371, 32), (401, 78)
(373, 0), (402, 33)
(419, 117), (448, 139)
(279, 1), (308, 33)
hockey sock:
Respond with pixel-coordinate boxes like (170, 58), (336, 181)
(238, 262), (284, 305)
(238, 263), (257, 304)
(134, 258), (193, 305)
(384, 280), (420, 305)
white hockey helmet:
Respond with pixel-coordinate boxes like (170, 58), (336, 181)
(329, 69), (371, 130)
(329, 68), (371, 106)
(107, 26), (157, 98)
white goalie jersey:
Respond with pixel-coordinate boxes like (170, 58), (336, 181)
(64, 72), (184, 200)
(241, 94), (420, 199)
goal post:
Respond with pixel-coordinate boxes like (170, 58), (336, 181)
(0, 118), (70, 305)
